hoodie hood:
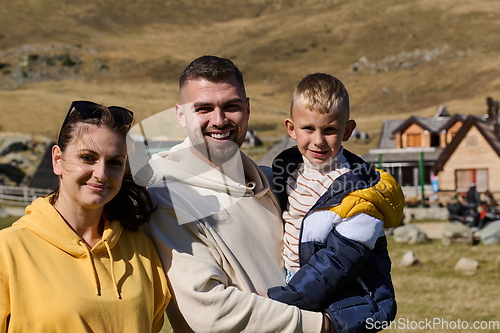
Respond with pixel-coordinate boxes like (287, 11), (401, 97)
(147, 138), (278, 226)
(13, 196), (124, 298)
(149, 138), (268, 197)
(14, 197), (122, 257)
(348, 168), (405, 229)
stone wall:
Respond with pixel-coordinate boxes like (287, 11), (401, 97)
(403, 206), (449, 223)
(0, 133), (53, 186)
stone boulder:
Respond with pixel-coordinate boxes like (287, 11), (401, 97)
(442, 222), (473, 246)
(479, 220), (500, 245)
(399, 250), (420, 267)
(403, 206), (449, 223)
(393, 225), (428, 244)
(454, 257), (479, 271)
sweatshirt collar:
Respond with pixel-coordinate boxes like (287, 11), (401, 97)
(152, 138), (269, 194)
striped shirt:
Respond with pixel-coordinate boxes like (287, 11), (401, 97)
(283, 148), (350, 273)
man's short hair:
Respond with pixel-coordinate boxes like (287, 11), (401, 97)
(180, 55), (246, 95)
(291, 73), (349, 118)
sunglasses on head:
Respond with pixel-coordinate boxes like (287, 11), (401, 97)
(58, 100), (134, 144)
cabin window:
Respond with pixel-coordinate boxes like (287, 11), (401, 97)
(455, 169), (488, 192)
(406, 134), (421, 147)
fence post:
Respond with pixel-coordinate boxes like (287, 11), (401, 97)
(419, 151), (425, 207)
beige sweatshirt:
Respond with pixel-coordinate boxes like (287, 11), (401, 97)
(143, 138), (323, 333)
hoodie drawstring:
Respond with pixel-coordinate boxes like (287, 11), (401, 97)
(79, 240), (121, 299)
(79, 240), (100, 296)
(104, 240), (121, 299)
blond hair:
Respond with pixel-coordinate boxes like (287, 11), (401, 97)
(291, 73), (349, 118)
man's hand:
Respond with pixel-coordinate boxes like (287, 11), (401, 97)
(321, 313), (336, 333)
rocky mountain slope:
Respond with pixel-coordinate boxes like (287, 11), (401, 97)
(1, 0), (499, 139)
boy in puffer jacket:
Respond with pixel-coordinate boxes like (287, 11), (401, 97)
(267, 73), (404, 333)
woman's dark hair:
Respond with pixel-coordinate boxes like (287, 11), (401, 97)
(52, 103), (156, 231)
(103, 169), (156, 231)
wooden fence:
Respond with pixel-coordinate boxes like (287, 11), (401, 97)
(0, 185), (53, 206)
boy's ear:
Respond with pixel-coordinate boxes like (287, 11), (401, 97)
(284, 118), (297, 140)
(342, 119), (357, 141)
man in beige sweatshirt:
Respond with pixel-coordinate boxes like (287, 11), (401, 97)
(143, 56), (330, 332)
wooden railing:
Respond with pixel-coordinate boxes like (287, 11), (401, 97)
(0, 185), (53, 206)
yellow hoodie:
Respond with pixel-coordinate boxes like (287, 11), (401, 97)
(0, 197), (170, 332)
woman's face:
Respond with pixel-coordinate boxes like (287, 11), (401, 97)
(52, 126), (127, 213)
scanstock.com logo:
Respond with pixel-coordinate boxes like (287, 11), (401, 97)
(126, 104), (248, 225)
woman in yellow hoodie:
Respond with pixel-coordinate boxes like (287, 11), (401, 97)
(0, 101), (170, 332)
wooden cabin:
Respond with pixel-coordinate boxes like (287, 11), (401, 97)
(439, 114), (467, 148)
(362, 100), (500, 203)
(392, 116), (444, 149)
(434, 116), (500, 199)
(362, 108), (452, 199)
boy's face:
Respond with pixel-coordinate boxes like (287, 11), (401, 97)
(285, 104), (356, 164)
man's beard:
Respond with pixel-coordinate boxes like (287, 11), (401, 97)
(190, 133), (240, 165)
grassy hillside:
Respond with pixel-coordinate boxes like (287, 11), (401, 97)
(1, 0), (500, 155)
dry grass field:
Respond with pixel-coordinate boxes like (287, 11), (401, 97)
(388, 237), (500, 333)
(3, 213), (499, 333)
(157, 231), (500, 333)
(2, 0), (500, 331)
(2, 0), (500, 146)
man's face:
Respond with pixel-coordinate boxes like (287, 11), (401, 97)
(176, 76), (250, 165)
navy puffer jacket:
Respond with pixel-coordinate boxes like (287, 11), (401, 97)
(268, 147), (404, 333)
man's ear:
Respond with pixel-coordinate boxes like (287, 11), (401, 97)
(175, 104), (187, 128)
(52, 145), (63, 176)
(343, 119), (357, 141)
(246, 97), (251, 119)
(284, 118), (297, 140)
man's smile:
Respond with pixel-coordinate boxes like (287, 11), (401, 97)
(208, 131), (232, 140)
